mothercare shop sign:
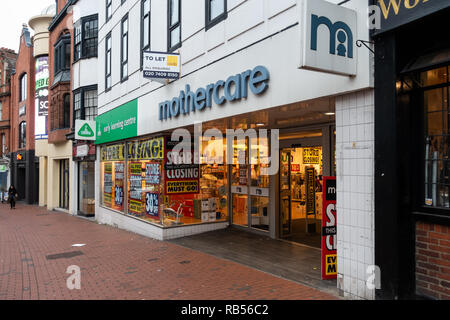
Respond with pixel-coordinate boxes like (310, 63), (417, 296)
(159, 65), (270, 121)
(96, 99), (138, 145)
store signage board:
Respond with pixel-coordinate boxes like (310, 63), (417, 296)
(371, 0), (450, 36)
(75, 120), (96, 141)
(143, 51), (180, 81)
(322, 176), (337, 280)
(95, 99), (138, 145)
(35, 56), (49, 140)
(300, 0), (357, 76)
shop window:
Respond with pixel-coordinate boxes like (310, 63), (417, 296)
(99, 136), (229, 228)
(120, 15), (129, 81)
(105, 32), (112, 91)
(168, 0), (181, 52)
(423, 66), (450, 209)
(74, 15), (98, 62)
(19, 73), (27, 102)
(19, 121), (26, 149)
(100, 143), (126, 212)
(205, 0), (227, 31)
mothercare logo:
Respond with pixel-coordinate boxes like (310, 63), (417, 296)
(158, 65), (270, 121)
(311, 15), (354, 59)
(301, 0), (357, 76)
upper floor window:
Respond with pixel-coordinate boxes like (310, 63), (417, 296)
(121, 15), (129, 81)
(0, 102), (2, 121)
(141, 0), (151, 55)
(74, 15), (98, 62)
(74, 86), (98, 123)
(106, 0), (112, 21)
(63, 94), (71, 129)
(54, 35), (71, 75)
(19, 121), (26, 149)
(19, 73), (27, 102)
(105, 33), (112, 91)
(206, 0), (227, 30)
(168, 0), (181, 52)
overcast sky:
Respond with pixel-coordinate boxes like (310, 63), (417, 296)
(0, 0), (55, 52)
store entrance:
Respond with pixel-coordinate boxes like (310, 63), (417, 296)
(280, 145), (323, 248)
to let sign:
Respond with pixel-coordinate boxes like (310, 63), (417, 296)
(143, 51), (180, 80)
(322, 177), (337, 280)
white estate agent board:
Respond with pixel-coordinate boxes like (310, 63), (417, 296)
(143, 51), (181, 80)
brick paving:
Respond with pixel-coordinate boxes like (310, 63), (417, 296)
(0, 203), (336, 300)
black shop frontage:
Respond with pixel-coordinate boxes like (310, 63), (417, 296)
(372, 0), (450, 300)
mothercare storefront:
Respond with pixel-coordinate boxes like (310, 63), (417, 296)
(96, 0), (372, 254)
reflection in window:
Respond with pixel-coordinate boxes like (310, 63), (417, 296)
(424, 66), (450, 208)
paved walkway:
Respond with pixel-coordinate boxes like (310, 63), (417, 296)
(0, 204), (336, 300)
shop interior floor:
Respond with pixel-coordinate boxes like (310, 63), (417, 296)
(169, 227), (338, 298)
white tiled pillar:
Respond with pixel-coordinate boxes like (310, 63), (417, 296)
(335, 89), (375, 300)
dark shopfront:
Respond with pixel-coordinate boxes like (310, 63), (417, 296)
(10, 150), (39, 204)
(373, 1), (450, 300)
(73, 142), (96, 217)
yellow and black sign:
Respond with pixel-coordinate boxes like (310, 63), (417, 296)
(303, 148), (321, 164)
(128, 137), (164, 161)
(325, 254), (337, 276)
(166, 180), (199, 194)
(101, 144), (125, 162)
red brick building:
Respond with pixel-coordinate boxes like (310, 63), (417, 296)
(10, 25), (38, 203)
(0, 47), (17, 193)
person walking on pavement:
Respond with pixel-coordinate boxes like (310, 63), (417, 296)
(8, 185), (18, 210)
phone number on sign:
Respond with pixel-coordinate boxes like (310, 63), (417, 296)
(143, 71), (179, 79)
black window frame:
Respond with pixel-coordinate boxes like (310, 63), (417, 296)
(120, 14), (129, 82)
(105, 32), (112, 92)
(63, 93), (71, 129)
(74, 14), (99, 62)
(54, 35), (71, 75)
(19, 121), (26, 149)
(141, 0), (151, 69)
(205, 0), (227, 31)
(73, 85), (98, 125)
(106, 0), (112, 22)
(167, 0), (181, 52)
(397, 64), (450, 219)
(19, 73), (27, 102)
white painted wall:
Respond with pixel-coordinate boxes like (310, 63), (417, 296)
(97, 0), (373, 121)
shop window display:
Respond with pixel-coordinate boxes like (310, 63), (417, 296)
(127, 138), (165, 223)
(162, 136), (228, 226)
(100, 144), (126, 212)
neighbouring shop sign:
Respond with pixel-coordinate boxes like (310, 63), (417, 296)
(95, 99), (138, 145)
(303, 148), (321, 164)
(322, 177), (337, 280)
(143, 51), (180, 80)
(75, 120), (96, 141)
(35, 56), (49, 140)
(372, 0), (450, 35)
(301, 0), (357, 76)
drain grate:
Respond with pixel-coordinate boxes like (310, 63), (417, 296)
(179, 260), (191, 265)
(46, 251), (84, 260)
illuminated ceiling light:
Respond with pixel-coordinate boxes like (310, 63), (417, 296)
(324, 112), (335, 116)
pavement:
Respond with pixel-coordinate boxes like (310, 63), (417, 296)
(0, 203), (336, 300)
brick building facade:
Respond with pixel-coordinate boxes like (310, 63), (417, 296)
(0, 47), (17, 193)
(9, 25), (38, 203)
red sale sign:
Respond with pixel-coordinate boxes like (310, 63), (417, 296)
(322, 177), (337, 280)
